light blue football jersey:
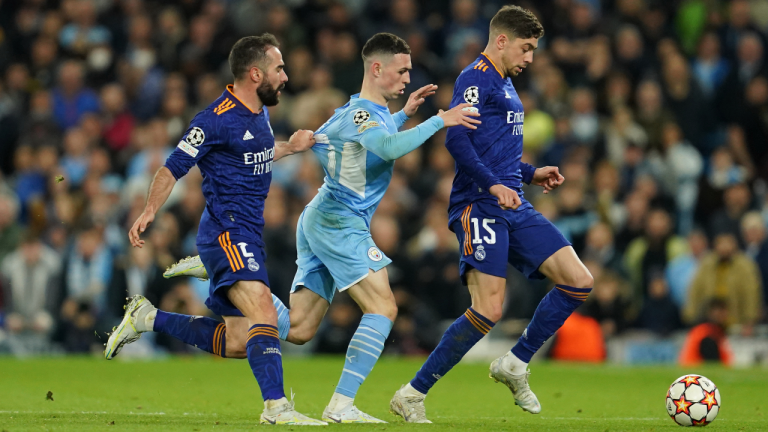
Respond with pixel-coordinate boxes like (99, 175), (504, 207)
(309, 94), (407, 221)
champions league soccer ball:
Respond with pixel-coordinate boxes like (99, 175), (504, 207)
(666, 374), (721, 426)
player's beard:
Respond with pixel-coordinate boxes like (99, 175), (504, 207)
(257, 80), (284, 107)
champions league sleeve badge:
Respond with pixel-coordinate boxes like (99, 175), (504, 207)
(353, 110), (371, 125)
(185, 127), (205, 147)
(463, 86), (480, 105)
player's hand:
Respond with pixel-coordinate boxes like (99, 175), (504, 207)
(438, 103), (481, 129)
(489, 184), (522, 210)
(129, 209), (155, 248)
(288, 130), (316, 153)
(403, 84), (437, 117)
(531, 166), (564, 194)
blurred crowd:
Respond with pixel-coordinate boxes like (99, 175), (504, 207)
(1, 0), (768, 359)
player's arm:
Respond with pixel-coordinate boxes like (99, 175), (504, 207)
(360, 103), (480, 161)
(273, 130), (316, 161)
(130, 118), (216, 247)
(129, 167), (175, 248)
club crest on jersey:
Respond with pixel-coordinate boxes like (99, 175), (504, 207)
(368, 247), (383, 262)
(353, 110), (370, 125)
(464, 86), (480, 104)
(248, 258), (260, 272)
(186, 127), (205, 147)
(357, 120), (380, 133)
(474, 245), (486, 261)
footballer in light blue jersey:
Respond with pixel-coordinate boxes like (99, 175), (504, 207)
(392, 6), (596, 423)
(275, 33), (480, 423)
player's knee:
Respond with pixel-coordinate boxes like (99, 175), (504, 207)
(229, 282), (273, 320)
(288, 323), (318, 345)
(574, 270), (594, 289)
(559, 269), (593, 290)
(473, 304), (502, 322)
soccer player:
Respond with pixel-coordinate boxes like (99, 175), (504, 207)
(389, 6), (593, 423)
(162, 32), (480, 423)
(105, 34), (326, 425)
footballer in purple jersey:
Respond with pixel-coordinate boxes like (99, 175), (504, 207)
(107, 34), (326, 425)
(391, 6), (595, 423)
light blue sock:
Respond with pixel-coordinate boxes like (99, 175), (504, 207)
(272, 294), (290, 340)
(335, 314), (393, 398)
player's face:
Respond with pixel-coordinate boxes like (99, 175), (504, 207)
(380, 53), (412, 101)
(501, 37), (538, 77)
(257, 47), (288, 107)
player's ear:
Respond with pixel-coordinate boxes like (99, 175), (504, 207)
(370, 60), (383, 78)
(249, 66), (262, 84)
(495, 33), (508, 51)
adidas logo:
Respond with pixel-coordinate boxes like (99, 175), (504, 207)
(505, 91), (511, 99)
(243, 130), (254, 140)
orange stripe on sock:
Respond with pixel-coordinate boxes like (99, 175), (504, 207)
(465, 309), (491, 333)
(218, 323), (226, 356)
(212, 324), (220, 355)
(218, 234), (237, 271)
(248, 328), (279, 339)
(226, 232), (244, 270)
(464, 312), (489, 334)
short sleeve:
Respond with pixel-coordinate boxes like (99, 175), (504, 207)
(164, 113), (225, 180)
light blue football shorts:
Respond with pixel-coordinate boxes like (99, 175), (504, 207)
(290, 205), (391, 303)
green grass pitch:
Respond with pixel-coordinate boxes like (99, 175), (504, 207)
(0, 356), (765, 431)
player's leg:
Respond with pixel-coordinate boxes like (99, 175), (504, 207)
(505, 245), (593, 370)
(323, 267), (395, 423)
(104, 294), (237, 359)
(490, 209), (590, 413)
(285, 287), (329, 345)
(392, 203), (506, 423)
(227, 280), (326, 425)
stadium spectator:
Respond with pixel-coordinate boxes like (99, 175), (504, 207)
(708, 182), (752, 240)
(624, 207), (688, 299)
(684, 233), (763, 332)
(740, 211), (768, 311)
(680, 299), (733, 366)
(635, 272), (682, 336)
(666, 229), (709, 308)
(0, 232), (61, 338)
(549, 310), (606, 363)
(0, 192), (23, 265)
(51, 60), (100, 130)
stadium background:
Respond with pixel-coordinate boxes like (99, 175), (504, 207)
(0, 0), (767, 367)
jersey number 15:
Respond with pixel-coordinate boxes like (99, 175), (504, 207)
(471, 218), (496, 244)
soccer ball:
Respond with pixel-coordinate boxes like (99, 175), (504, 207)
(666, 374), (721, 426)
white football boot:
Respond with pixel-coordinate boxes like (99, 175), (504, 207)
(104, 295), (155, 360)
(389, 385), (431, 423)
(163, 255), (208, 280)
(322, 404), (386, 423)
(489, 357), (542, 414)
(260, 397), (327, 426)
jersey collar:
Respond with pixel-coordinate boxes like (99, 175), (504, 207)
(480, 52), (505, 79)
(225, 84), (262, 114)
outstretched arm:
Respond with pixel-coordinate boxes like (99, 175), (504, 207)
(361, 102), (480, 161)
(129, 166), (176, 248)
